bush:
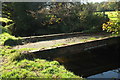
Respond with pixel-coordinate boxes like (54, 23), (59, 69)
(0, 33), (22, 46)
(0, 17), (14, 34)
(0, 25), (8, 33)
(2, 3), (110, 36)
(102, 21), (120, 34)
(76, 11), (109, 32)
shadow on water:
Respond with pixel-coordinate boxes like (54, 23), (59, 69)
(53, 43), (120, 78)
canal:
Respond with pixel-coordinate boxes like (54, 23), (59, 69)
(53, 41), (120, 79)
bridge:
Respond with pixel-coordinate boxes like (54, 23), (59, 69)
(16, 32), (120, 77)
(28, 36), (119, 60)
(17, 32), (120, 59)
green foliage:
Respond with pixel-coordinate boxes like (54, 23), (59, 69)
(0, 17), (12, 23)
(2, 2), (14, 19)
(105, 11), (119, 21)
(93, 2), (118, 11)
(2, 2), (110, 36)
(102, 11), (120, 34)
(1, 59), (81, 78)
(0, 33), (22, 46)
(1, 68), (37, 78)
(0, 17), (14, 34)
(102, 21), (120, 34)
(0, 25), (8, 33)
(77, 11), (109, 32)
(0, 47), (82, 79)
(0, 33), (82, 79)
(4, 2), (47, 36)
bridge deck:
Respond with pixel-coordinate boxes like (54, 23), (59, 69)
(13, 32), (111, 50)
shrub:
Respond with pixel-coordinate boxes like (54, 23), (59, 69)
(2, 3), (110, 36)
(0, 17), (14, 34)
(0, 33), (22, 46)
(77, 11), (109, 32)
(0, 25), (8, 33)
(102, 21), (120, 34)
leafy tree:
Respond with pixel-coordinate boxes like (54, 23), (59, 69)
(102, 11), (120, 34)
(2, 2), (110, 36)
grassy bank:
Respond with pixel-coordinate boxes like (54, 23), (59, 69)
(0, 33), (83, 79)
(105, 11), (119, 21)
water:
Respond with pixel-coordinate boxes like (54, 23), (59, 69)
(87, 68), (120, 78)
(54, 43), (120, 79)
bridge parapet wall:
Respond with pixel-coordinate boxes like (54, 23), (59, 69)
(27, 36), (120, 59)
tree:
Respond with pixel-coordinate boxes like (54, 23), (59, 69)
(2, 2), (110, 36)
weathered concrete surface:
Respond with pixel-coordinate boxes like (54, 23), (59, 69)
(21, 32), (84, 43)
(13, 32), (110, 49)
(25, 36), (120, 59)
(20, 32), (110, 44)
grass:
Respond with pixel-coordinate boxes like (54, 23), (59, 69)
(0, 33), (83, 79)
(105, 11), (119, 21)
(0, 34), (115, 79)
(0, 47), (82, 79)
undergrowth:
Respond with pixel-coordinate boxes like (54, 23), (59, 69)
(0, 33), (22, 46)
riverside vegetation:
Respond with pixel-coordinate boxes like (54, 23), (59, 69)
(0, 33), (83, 79)
(0, 18), (83, 79)
(0, 2), (120, 79)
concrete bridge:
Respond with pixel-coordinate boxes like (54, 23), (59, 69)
(22, 35), (120, 60)
(20, 33), (120, 77)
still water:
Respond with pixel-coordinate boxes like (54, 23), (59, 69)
(87, 68), (120, 78)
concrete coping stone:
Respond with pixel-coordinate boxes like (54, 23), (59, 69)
(28, 36), (120, 53)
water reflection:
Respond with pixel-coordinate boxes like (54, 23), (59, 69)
(87, 68), (120, 78)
